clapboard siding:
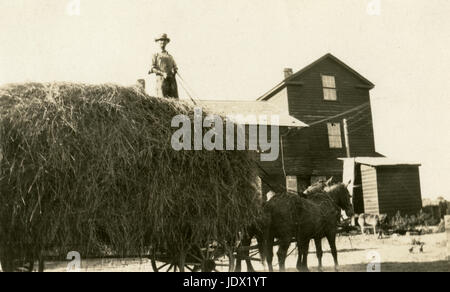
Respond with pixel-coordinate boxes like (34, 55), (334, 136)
(281, 130), (312, 174)
(360, 165), (379, 214)
(376, 166), (422, 216)
(257, 126), (311, 175)
(283, 57), (377, 176)
(259, 55), (384, 195)
(358, 164), (423, 216)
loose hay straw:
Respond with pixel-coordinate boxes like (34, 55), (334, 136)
(0, 82), (261, 264)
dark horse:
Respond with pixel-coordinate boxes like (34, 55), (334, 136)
(235, 178), (332, 272)
(263, 180), (354, 272)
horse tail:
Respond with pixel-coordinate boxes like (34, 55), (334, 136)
(258, 208), (272, 267)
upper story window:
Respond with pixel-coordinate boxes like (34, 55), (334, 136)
(327, 122), (343, 148)
(322, 75), (337, 101)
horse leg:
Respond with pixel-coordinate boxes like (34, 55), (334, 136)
(314, 238), (323, 272)
(265, 236), (274, 272)
(246, 258), (255, 272)
(298, 239), (310, 272)
(245, 246), (256, 272)
(256, 234), (266, 270)
(276, 239), (290, 272)
(246, 234), (265, 272)
(297, 240), (309, 272)
(236, 235), (252, 272)
(326, 234), (339, 271)
(296, 243), (303, 271)
(235, 255), (242, 272)
(234, 240), (244, 272)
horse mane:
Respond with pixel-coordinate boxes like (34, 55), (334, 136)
(326, 182), (347, 196)
(305, 182), (346, 206)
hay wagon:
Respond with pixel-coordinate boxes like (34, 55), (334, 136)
(0, 83), (263, 272)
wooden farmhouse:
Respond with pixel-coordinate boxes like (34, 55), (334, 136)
(198, 53), (423, 216)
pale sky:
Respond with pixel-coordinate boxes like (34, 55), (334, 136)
(1, 0), (449, 199)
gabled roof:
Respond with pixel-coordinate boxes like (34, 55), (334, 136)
(258, 53), (375, 101)
(185, 100), (308, 128)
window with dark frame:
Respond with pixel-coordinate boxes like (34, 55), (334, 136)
(327, 122), (343, 148)
(322, 75), (337, 101)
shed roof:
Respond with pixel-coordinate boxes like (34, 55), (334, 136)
(186, 100), (309, 128)
(339, 157), (421, 167)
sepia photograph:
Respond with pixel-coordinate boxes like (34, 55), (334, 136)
(0, 0), (449, 276)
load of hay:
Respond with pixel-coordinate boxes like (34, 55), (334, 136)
(0, 83), (260, 269)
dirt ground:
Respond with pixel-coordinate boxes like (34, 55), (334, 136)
(284, 232), (449, 272)
(231, 232), (449, 272)
(6, 232), (449, 272)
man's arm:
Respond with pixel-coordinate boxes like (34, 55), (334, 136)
(172, 56), (178, 75)
(149, 53), (165, 76)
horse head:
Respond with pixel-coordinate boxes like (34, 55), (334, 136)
(303, 177), (333, 195)
(327, 180), (354, 217)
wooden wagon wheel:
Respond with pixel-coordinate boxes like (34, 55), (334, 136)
(150, 249), (180, 272)
(212, 241), (235, 272)
(184, 242), (235, 272)
(151, 259), (178, 272)
(150, 242), (235, 272)
(150, 249), (210, 272)
(150, 248), (214, 272)
(186, 244), (219, 272)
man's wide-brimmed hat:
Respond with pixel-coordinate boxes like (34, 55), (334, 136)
(155, 33), (170, 43)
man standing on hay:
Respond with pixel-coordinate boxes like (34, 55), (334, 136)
(149, 33), (179, 99)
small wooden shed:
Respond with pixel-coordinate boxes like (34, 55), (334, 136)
(341, 157), (422, 216)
